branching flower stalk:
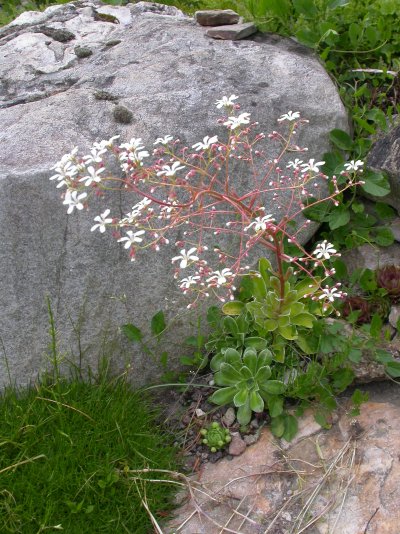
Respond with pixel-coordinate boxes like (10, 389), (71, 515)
(50, 96), (363, 309)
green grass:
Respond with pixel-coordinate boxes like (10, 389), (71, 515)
(0, 368), (180, 533)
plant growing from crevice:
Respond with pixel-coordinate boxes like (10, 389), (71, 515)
(50, 96), (370, 439)
(209, 346), (286, 425)
(200, 421), (231, 452)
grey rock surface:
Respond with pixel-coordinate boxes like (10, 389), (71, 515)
(341, 243), (400, 273)
(0, 1), (349, 388)
(367, 124), (400, 213)
(205, 22), (257, 40)
(195, 9), (240, 27)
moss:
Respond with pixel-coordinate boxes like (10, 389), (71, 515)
(74, 45), (92, 59)
(94, 11), (120, 24)
(113, 105), (133, 124)
(94, 89), (119, 101)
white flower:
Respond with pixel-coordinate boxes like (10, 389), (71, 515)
(50, 161), (78, 182)
(207, 268), (233, 287)
(118, 230), (145, 249)
(319, 286), (341, 302)
(56, 147), (79, 167)
(286, 159), (304, 170)
(154, 135), (173, 145)
(278, 111), (301, 122)
(79, 166), (105, 186)
(92, 135), (120, 151)
(119, 138), (145, 152)
(223, 112), (251, 130)
(63, 191), (87, 214)
(344, 160), (364, 172)
(171, 248), (199, 269)
(157, 161), (186, 177)
(300, 159), (325, 173)
(244, 214), (275, 232)
(83, 147), (107, 165)
(179, 276), (200, 289)
(91, 209), (113, 233)
(192, 135), (219, 151)
(215, 95), (239, 109)
(313, 240), (337, 260)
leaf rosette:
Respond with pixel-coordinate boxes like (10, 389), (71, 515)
(209, 347), (285, 425)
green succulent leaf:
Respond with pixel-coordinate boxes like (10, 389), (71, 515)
(239, 365), (253, 380)
(234, 387), (249, 407)
(237, 401), (252, 425)
(222, 300), (245, 316)
(243, 351), (258, 374)
(244, 337), (268, 350)
(217, 363), (244, 386)
(267, 396), (284, 417)
(255, 365), (272, 382)
(223, 316), (239, 335)
(261, 380), (285, 395)
(295, 278), (320, 298)
(264, 319), (278, 331)
(209, 387), (236, 406)
(249, 390), (264, 412)
(258, 258), (273, 283)
(282, 415), (298, 442)
(210, 352), (225, 372)
(252, 276), (267, 299)
(291, 312), (315, 328)
(278, 324), (298, 340)
(224, 348), (242, 366)
(258, 348), (273, 366)
(271, 415), (285, 438)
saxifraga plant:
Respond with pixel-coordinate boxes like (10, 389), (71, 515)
(50, 96), (367, 438)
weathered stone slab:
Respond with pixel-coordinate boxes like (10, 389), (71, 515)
(205, 22), (257, 40)
(195, 9), (240, 27)
(167, 399), (400, 533)
(0, 1), (349, 388)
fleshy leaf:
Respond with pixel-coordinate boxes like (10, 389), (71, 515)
(243, 351), (258, 374)
(237, 401), (252, 425)
(268, 396), (284, 417)
(234, 387), (248, 407)
(218, 363), (243, 386)
(261, 380), (285, 395)
(249, 390), (264, 413)
(222, 301), (245, 316)
(209, 387), (236, 406)
(255, 365), (272, 382)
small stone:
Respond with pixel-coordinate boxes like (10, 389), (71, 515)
(389, 306), (400, 329)
(206, 22), (257, 41)
(243, 433), (259, 446)
(222, 407), (236, 427)
(250, 418), (259, 429)
(195, 9), (240, 27)
(113, 105), (133, 124)
(74, 46), (92, 59)
(281, 511), (292, 522)
(195, 408), (206, 417)
(228, 433), (247, 456)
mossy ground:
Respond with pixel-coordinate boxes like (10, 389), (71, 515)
(0, 370), (179, 533)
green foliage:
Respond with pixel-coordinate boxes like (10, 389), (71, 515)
(200, 421), (231, 452)
(0, 371), (179, 533)
(204, 260), (372, 438)
(222, 258), (321, 362)
(209, 346), (285, 425)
